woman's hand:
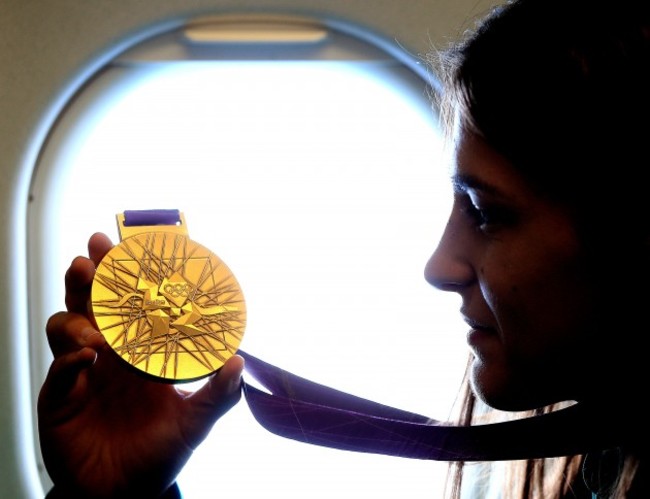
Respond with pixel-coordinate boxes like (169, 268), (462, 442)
(38, 232), (244, 498)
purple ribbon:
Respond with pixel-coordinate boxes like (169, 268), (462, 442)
(239, 350), (625, 461)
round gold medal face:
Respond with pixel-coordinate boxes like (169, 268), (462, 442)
(91, 232), (246, 382)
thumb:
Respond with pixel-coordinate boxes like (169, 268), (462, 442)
(181, 355), (245, 448)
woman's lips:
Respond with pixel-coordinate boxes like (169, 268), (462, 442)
(462, 316), (497, 349)
(466, 326), (496, 348)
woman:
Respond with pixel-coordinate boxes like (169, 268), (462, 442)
(39, 0), (648, 497)
(426, 0), (648, 496)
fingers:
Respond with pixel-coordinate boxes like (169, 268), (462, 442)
(181, 355), (245, 449)
(40, 313), (106, 415)
(39, 232), (116, 417)
(88, 232), (114, 266)
(64, 256), (96, 314)
(38, 345), (98, 412)
(64, 233), (114, 315)
(46, 311), (105, 358)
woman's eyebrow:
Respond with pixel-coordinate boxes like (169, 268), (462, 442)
(451, 173), (501, 196)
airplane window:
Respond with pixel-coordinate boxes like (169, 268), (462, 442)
(28, 16), (467, 498)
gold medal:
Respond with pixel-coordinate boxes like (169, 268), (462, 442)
(91, 210), (246, 382)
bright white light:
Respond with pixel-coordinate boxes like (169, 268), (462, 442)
(37, 61), (467, 498)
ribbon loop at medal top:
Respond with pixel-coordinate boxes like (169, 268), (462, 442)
(123, 209), (182, 227)
(118, 210), (188, 240)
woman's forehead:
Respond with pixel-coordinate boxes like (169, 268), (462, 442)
(451, 126), (533, 202)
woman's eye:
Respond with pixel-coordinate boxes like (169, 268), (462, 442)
(459, 196), (512, 232)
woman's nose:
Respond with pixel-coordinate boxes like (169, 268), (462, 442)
(424, 215), (475, 293)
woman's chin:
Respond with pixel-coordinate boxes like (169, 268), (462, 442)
(469, 360), (540, 412)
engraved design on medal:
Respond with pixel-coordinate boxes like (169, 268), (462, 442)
(91, 232), (246, 382)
